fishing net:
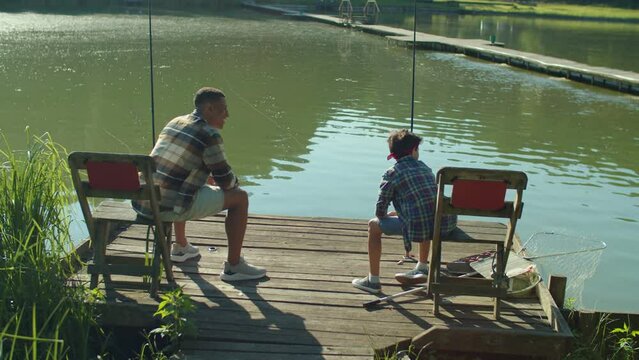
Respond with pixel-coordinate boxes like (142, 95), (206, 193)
(517, 232), (606, 307)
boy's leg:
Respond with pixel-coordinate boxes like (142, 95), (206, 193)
(352, 217), (383, 294)
(395, 239), (430, 285)
(419, 240), (430, 263)
(368, 218), (383, 277)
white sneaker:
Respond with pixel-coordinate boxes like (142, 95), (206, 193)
(352, 276), (381, 294)
(395, 268), (428, 285)
(170, 242), (200, 262)
(220, 256), (267, 281)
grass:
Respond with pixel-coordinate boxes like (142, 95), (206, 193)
(0, 128), (103, 359)
(563, 299), (639, 360)
(457, 0), (639, 21)
(266, 0), (639, 22)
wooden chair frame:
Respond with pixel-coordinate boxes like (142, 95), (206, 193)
(427, 167), (527, 319)
(68, 151), (174, 297)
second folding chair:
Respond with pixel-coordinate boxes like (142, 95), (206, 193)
(427, 167), (527, 320)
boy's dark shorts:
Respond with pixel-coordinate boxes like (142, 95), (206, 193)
(379, 216), (403, 236)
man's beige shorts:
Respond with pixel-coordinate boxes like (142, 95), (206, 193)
(160, 185), (225, 222)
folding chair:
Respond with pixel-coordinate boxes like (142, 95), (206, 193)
(68, 152), (174, 297)
(427, 167), (527, 319)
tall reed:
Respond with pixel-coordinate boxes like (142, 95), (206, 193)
(0, 129), (101, 359)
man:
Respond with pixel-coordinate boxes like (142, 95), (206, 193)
(133, 87), (266, 281)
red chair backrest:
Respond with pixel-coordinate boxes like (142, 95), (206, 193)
(451, 179), (507, 211)
(86, 161), (141, 192)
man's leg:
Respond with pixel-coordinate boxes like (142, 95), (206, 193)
(219, 188), (267, 281)
(173, 221), (187, 246)
(222, 188), (248, 266)
(169, 221), (199, 262)
(368, 218), (383, 277)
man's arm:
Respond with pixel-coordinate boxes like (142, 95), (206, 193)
(208, 160), (238, 190)
(203, 135), (239, 190)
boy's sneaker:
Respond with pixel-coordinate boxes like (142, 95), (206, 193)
(170, 242), (200, 262)
(352, 276), (381, 294)
(395, 268), (428, 285)
(220, 257), (267, 281)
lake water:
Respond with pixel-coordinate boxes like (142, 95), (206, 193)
(0, 8), (637, 314)
(378, 11), (639, 73)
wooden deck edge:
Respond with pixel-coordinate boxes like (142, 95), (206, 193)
(403, 325), (571, 359)
(95, 302), (159, 328)
(375, 237), (573, 358)
(536, 280), (574, 339)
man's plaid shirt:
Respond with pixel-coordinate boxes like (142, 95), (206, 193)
(376, 156), (457, 248)
(133, 110), (237, 216)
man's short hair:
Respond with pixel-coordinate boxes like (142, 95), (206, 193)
(388, 129), (422, 159)
(194, 87), (225, 109)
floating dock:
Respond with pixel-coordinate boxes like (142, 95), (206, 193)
(76, 201), (572, 359)
(243, 3), (639, 96)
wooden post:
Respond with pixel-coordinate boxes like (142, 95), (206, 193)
(548, 275), (567, 309)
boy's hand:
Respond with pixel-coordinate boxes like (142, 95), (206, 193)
(207, 176), (216, 185)
(387, 211), (397, 217)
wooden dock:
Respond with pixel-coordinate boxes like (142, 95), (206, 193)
(243, 3), (639, 96)
(77, 202), (572, 359)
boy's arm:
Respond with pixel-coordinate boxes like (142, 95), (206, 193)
(375, 173), (393, 218)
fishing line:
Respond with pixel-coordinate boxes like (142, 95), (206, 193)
(409, 0), (417, 133)
(147, 0), (157, 147)
(103, 129), (132, 153)
(220, 79), (306, 149)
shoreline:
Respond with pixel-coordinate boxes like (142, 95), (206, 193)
(274, 0), (639, 23)
(397, 6), (639, 24)
(2, 1), (639, 23)
(245, 4), (639, 95)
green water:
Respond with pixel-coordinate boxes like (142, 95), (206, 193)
(0, 9), (637, 313)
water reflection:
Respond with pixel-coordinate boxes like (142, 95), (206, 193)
(0, 9), (637, 313)
(378, 12), (639, 72)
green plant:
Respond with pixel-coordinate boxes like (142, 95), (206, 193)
(137, 286), (195, 359)
(610, 322), (639, 360)
(0, 128), (103, 359)
(374, 343), (417, 360)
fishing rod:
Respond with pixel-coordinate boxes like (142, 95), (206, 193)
(148, 0), (157, 147)
(409, 0), (417, 133)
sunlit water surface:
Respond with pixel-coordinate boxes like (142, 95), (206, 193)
(0, 9), (637, 313)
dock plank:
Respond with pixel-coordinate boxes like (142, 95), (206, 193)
(75, 211), (571, 358)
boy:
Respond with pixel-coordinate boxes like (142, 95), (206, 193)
(352, 129), (457, 294)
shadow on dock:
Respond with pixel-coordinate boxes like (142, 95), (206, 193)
(75, 203), (572, 359)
